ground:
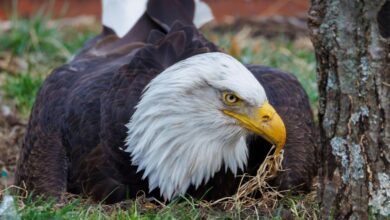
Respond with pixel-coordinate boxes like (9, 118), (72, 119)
(0, 12), (318, 219)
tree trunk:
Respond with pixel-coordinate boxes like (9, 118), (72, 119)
(308, 0), (390, 219)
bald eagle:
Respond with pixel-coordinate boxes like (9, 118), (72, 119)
(15, 0), (316, 203)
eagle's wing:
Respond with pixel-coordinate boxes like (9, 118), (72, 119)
(246, 65), (317, 191)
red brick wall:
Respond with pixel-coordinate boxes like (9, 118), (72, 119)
(0, 0), (309, 21)
(0, 0), (101, 19)
(204, 0), (308, 20)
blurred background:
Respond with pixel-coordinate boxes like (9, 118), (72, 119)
(0, 0), (309, 20)
(0, 0), (316, 193)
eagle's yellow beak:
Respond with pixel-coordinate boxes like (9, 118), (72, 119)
(223, 101), (286, 155)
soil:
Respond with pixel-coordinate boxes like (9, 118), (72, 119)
(0, 103), (25, 192)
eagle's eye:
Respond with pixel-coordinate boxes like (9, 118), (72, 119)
(222, 92), (241, 105)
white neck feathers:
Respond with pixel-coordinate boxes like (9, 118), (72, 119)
(124, 53), (254, 200)
(102, 0), (147, 38)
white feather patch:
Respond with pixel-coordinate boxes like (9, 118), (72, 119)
(194, 0), (214, 28)
(102, 0), (147, 37)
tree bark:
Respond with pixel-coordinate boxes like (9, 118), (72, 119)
(309, 0), (390, 219)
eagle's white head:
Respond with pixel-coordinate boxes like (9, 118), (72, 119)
(125, 52), (286, 200)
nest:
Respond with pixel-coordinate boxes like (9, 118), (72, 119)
(234, 149), (285, 208)
(197, 147), (286, 213)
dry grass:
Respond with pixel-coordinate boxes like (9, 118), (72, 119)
(197, 149), (319, 219)
(203, 149), (284, 210)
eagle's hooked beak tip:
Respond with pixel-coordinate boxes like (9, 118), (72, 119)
(223, 101), (286, 156)
(253, 101), (286, 156)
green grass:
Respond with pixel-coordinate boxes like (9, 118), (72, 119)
(1, 14), (63, 57)
(0, 10), (98, 117)
(3, 73), (44, 115)
(8, 193), (316, 219)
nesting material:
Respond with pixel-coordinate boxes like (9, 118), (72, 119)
(0, 185), (28, 201)
(203, 146), (286, 212)
(234, 148), (285, 207)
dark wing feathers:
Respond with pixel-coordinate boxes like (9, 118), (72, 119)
(78, 0), (197, 58)
(147, 0), (195, 31)
(146, 29), (166, 45)
(15, 0), (316, 203)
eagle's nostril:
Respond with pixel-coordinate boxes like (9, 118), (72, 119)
(262, 115), (271, 121)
